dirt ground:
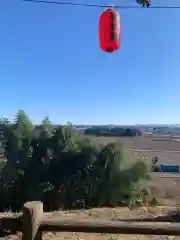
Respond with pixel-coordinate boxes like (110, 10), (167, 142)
(3, 207), (180, 240)
(42, 207), (180, 240)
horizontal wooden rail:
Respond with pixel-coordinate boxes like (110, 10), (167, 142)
(0, 201), (180, 240)
(40, 218), (180, 235)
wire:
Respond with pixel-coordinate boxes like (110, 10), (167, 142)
(23, 0), (106, 7)
(23, 0), (180, 9)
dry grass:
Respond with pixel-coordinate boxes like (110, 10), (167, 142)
(42, 207), (180, 240)
(3, 206), (180, 240)
(4, 207), (180, 240)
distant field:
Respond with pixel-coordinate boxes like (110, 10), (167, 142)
(86, 135), (180, 200)
(86, 135), (180, 165)
(87, 136), (180, 151)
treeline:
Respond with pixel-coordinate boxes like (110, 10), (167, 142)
(0, 110), (150, 211)
(84, 127), (142, 137)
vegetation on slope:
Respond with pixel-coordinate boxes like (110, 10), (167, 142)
(84, 126), (142, 137)
(0, 110), (150, 211)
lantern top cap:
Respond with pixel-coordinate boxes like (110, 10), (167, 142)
(104, 5), (119, 12)
(101, 6), (119, 15)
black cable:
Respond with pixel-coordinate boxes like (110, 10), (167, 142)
(23, 0), (180, 9)
(23, 0), (107, 7)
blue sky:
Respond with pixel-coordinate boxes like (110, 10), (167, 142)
(1, 0), (180, 125)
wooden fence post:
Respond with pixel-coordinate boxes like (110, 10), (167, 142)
(21, 201), (43, 240)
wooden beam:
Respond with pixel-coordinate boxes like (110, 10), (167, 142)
(40, 218), (180, 235)
(21, 201), (43, 240)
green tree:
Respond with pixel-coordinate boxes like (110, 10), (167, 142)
(0, 110), (151, 211)
(41, 117), (53, 134)
(136, 0), (151, 7)
(14, 109), (33, 137)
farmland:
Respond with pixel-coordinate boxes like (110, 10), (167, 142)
(87, 135), (180, 163)
(88, 135), (180, 151)
(87, 135), (180, 202)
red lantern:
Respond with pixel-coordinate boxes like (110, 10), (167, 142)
(99, 8), (121, 53)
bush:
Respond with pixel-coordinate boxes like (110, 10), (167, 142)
(0, 110), (150, 211)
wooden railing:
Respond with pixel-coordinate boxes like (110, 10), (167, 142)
(1, 201), (180, 240)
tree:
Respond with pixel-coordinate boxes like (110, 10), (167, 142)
(136, 0), (151, 7)
(14, 109), (33, 137)
(41, 117), (53, 135)
(0, 110), (151, 211)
